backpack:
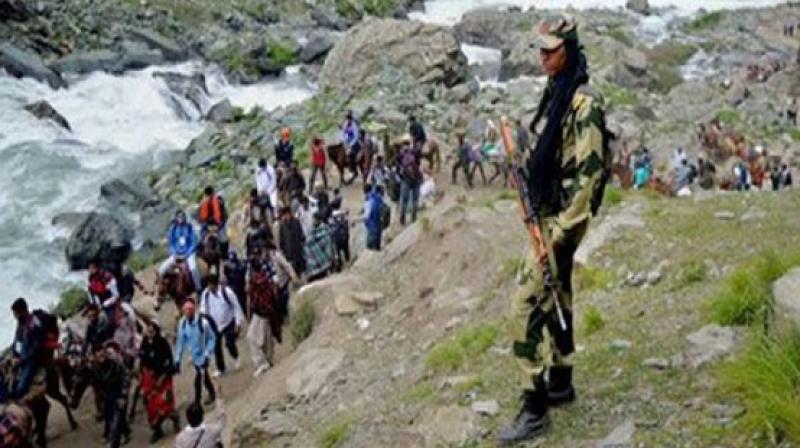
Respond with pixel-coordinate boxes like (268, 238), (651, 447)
(182, 313), (218, 342)
(249, 266), (277, 318)
(202, 287), (234, 314)
(401, 150), (421, 185)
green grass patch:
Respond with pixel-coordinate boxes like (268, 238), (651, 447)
(317, 416), (354, 448)
(362, 0), (395, 16)
(603, 185), (624, 207)
(291, 299), (316, 346)
(582, 305), (605, 337)
(335, 0), (362, 20)
(647, 42), (696, 93)
(674, 260), (708, 289)
(268, 39), (296, 66)
(685, 11), (725, 32)
(607, 28), (633, 47)
(53, 285), (86, 319)
(718, 330), (800, 444)
(426, 323), (500, 373)
(603, 83), (639, 108)
(575, 265), (616, 292)
(708, 251), (800, 326)
(213, 158), (236, 178)
(717, 108), (741, 126)
(402, 381), (437, 404)
(789, 127), (800, 142)
(496, 189), (517, 202)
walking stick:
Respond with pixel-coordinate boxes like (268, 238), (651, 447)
(498, 116), (567, 331)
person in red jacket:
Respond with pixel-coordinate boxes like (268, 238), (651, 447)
(308, 136), (328, 193)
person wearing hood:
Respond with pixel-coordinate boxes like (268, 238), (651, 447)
(159, 210), (201, 291)
(362, 184), (385, 251)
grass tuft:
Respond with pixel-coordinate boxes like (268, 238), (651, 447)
(291, 299), (316, 346)
(582, 305), (605, 337)
(685, 11), (725, 31)
(53, 285), (86, 319)
(708, 251), (800, 326)
(674, 260), (708, 289)
(317, 417), (354, 448)
(603, 185), (624, 207)
(426, 323), (500, 373)
(575, 265), (616, 292)
(718, 330), (800, 444)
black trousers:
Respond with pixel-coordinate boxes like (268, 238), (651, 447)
(104, 393), (130, 448)
(193, 364), (215, 404)
(213, 322), (239, 373)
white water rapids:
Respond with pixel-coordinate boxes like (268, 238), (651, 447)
(0, 62), (312, 343)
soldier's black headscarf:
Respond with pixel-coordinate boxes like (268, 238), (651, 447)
(527, 39), (589, 212)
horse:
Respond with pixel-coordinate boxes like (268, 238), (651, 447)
(420, 138), (442, 173)
(198, 228), (226, 281)
(155, 262), (196, 312)
(326, 142), (372, 186)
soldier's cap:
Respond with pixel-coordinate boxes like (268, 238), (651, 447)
(535, 16), (579, 51)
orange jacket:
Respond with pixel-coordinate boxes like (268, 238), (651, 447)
(199, 195), (224, 226)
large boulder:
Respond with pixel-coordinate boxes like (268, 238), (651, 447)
(311, 5), (350, 31)
(24, 100), (71, 131)
(0, 0), (31, 22)
(65, 213), (133, 270)
(100, 178), (178, 248)
(772, 267), (800, 333)
(0, 43), (65, 89)
(454, 7), (528, 49)
(297, 31), (336, 64)
(318, 18), (467, 91)
(204, 99), (235, 123)
(286, 348), (345, 399)
(499, 39), (543, 81)
(50, 50), (121, 74)
(113, 41), (165, 73)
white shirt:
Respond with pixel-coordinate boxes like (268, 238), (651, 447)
(296, 206), (314, 238)
(255, 165), (277, 198)
(199, 286), (244, 330)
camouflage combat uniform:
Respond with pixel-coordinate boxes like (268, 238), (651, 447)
(510, 83), (607, 387)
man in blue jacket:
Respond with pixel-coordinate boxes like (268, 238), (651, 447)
(7, 298), (42, 401)
(174, 300), (217, 405)
(158, 210), (202, 291)
(362, 185), (384, 251)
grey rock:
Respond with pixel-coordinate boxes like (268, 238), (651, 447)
(610, 339), (632, 351)
(24, 100), (71, 131)
(114, 40), (165, 72)
(499, 39), (543, 81)
(153, 71), (210, 119)
(286, 348), (345, 399)
(50, 50), (120, 74)
(52, 212), (92, 231)
(232, 412), (298, 446)
(772, 267), (800, 333)
(204, 99), (235, 123)
(0, 43), (65, 89)
(714, 211), (735, 220)
(319, 18), (467, 91)
(65, 213), (133, 270)
(311, 5), (350, 31)
(297, 31), (335, 64)
(626, 0), (651, 15)
(127, 27), (187, 61)
(416, 406), (479, 445)
(447, 80), (480, 103)
(646, 270), (663, 286)
(471, 400), (500, 416)
(454, 7), (529, 48)
(740, 206), (767, 223)
(642, 357), (670, 369)
(100, 178), (158, 210)
(597, 419), (636, 448)
(685, 324), (743, 368)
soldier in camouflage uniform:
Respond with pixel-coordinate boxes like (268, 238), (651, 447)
(499, 17), (608, 446)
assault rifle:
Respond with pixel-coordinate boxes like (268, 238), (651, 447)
(498, 116), (567, 332)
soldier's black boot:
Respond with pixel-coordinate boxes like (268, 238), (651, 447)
(497, 379), (550, 446)
(547, 365), (576, 406)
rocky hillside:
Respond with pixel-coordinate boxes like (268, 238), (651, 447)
(225, 185), (800, 447)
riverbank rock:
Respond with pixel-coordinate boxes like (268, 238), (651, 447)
(772, 267), (800, 333)
(127, 27), (187, 61)
(319, 18), (467, 91)
(311, 5), (350, 31)
(50, 50), (121, 74)
(153, 71), (210, 119)
(297, 31), (336, 64)
(0, 43), (65, 89)
(65, 213), (133, 270)
(204, 99), (235, 123)
(24, 100), (71, 131)
(499, 39), (543, 81)
(454, 7), (528, 49)
(626, 0), (651, 15)
(113, 40), (165, 73)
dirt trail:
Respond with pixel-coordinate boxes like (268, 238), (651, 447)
(44, 168), (471, 448)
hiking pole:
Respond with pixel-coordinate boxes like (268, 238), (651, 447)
(498, 116), (567, 332)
